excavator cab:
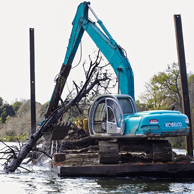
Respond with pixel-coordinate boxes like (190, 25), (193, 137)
(88, 95), (127, 136)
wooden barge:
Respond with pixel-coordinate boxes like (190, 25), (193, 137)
(48, 129), (194, 178)
(50, 153), (194, 178)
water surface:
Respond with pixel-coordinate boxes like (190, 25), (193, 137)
(1, 142), (194, 194)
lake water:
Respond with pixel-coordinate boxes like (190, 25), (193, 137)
(1, 142), (194, 194)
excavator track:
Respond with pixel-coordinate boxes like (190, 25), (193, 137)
(98, 141), (119, 164)
(98, 139), (172, 164)
(148, 140), (172, 162)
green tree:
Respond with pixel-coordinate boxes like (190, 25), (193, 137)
(1, 111), (7, 123)
(0, 104), (15, 117)
(140, 63), (182, 111)
(12, 101), (22, 113)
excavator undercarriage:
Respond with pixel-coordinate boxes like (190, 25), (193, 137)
(98, 138), (172, 164)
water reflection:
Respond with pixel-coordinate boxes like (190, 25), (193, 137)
(95, 178), (171, 193)
(1, 167), (194, 193)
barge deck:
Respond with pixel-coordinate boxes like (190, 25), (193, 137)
(50, 156), (194, 178)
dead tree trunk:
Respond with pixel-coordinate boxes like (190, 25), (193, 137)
(4, 56), (109, 173)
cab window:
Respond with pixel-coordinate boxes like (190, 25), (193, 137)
(118, 98), (133, 114)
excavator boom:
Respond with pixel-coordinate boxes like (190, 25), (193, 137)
(45, 1), (134, 118)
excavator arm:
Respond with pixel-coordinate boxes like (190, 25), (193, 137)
(45, 1), (134, 118)
(45, 2), (89, 117)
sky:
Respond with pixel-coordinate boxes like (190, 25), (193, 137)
(0, 0), (194, 104)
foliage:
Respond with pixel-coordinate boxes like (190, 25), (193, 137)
(0, 104), (15, 117)
(1, 111), (7, 123)
(17, 100), (30, 117)
(3, 133), (27, 142)
(12, 101), (22, 112)
(0, 98), (23, 124)
(0, 97), (16, 124)
(140, 63), (182, 111)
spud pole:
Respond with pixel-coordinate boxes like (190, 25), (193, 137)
(29, 28), (36, 135)
(174, 14), (193, 156)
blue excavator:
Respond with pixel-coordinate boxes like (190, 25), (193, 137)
(45, 2), (190, 162)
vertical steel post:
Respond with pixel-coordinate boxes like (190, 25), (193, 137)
(29, 28), (36, 135)
(174, 15), (193, 156)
